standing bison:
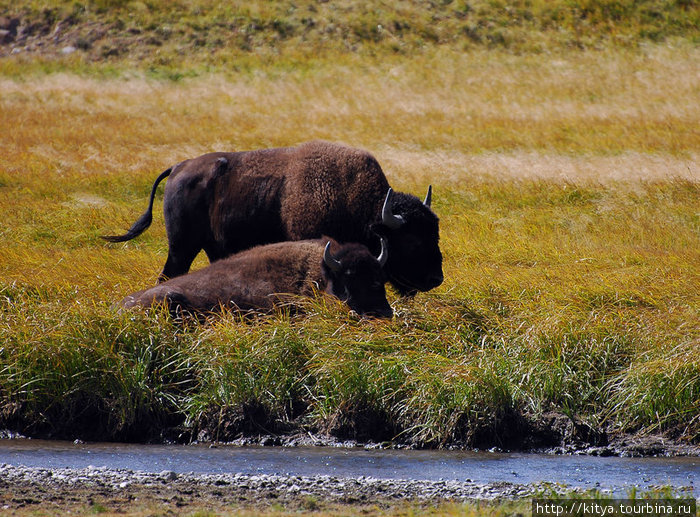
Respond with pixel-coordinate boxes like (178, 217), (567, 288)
(104, 141), (443, 296)
(121, 238), (393, 319)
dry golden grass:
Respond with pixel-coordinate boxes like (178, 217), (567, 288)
(1, 45), (698, 184)
(382, 150), (699, 184)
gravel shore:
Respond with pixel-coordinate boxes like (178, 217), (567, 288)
(0, 463), (535, 512)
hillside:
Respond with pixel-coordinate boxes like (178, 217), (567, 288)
(1, 0), (698, 73)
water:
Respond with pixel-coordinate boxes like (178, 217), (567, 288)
(0, 439), (697, 494)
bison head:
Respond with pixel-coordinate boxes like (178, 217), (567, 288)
(373, 187), (444, 296)
(322, 239), (393, 318)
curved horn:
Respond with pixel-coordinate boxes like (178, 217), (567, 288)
(381, 188), (405, 229)
(423, 185), (432, 208)
(323, 241), (343, 272)
(376, 236), (389, 267)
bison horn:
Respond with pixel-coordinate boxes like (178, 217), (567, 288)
(323, 241), (343, 272)
(381, 188), (405, 229)
(423, 185), (432, 208)
(376, 236), (389, 267)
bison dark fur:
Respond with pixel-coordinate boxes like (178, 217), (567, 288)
(120, 239), (393, 319)
(104, 141), (443, 296)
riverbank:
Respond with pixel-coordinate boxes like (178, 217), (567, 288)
(205, 430), (700, 458)
(2, 457), (698, 516)
(0, 463), (533, 506)
(4, 420), (700, 459)
(5, 463), (675, 517)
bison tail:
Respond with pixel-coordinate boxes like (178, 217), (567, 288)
(101, 167), (172, 243)
(102, 210), (153, 242)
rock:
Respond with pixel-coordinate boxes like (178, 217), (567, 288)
(159, 470), (178, 481)
(0, 17), (19, 43)
(0, 29), (14, 44)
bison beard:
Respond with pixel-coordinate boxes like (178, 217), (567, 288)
(120, 238), (393, 319)
(103, 141), (443, 296)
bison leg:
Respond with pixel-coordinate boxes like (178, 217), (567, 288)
(159, 245), (201, 283)
(202, 242), (228, 263)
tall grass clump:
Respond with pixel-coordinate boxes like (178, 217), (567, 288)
(388, 351), (517, 447)
(185, 313), (313, 440)
(607, 344), (700, 441)
(507, 327), (635, 418)
(0, 284), (201, 441)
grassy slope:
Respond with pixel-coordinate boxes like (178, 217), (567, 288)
(0, 1), (698, 446)
(0, 0), (699, 75)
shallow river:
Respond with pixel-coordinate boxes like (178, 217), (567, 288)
(0, 439), (697, 495)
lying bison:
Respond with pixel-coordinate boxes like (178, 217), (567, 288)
(120, 238), (393, 318)
(104, 141), (443, 296)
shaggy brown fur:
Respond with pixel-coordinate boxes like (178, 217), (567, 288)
(104, 141), (442, 295)
(120, 239), (393, 318)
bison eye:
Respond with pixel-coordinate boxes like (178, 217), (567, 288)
(344, 269), (355, 276)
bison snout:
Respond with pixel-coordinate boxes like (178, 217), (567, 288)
(365, 305), (393, 319)
(427, 273), (444, 289)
